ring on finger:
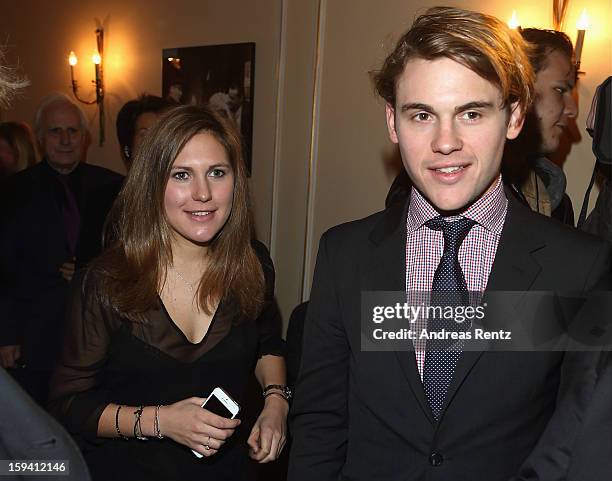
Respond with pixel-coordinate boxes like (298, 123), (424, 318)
(204, 436), (211, 451)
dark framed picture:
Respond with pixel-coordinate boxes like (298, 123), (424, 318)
(162, 42), (255, 174)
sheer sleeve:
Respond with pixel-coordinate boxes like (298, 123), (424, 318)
(252, 240), (285, 358)
(49, 270), (118, 444)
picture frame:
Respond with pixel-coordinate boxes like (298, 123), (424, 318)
(162, 42), (256, 174)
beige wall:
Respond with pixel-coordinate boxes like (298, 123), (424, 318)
(2, 0), (611, 328)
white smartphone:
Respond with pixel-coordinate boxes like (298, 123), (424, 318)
(192, 387), (240, 458)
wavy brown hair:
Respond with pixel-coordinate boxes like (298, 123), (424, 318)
(372, 7), (534, 116)
(91, 105), (264, 321)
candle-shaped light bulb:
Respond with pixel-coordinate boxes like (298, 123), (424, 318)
(68, 51), (78, 85)
(92, 51), (102, 102)
(508, 11), (520, 30)
(577, 9), (590, 29)
(575, 9), (589, 68)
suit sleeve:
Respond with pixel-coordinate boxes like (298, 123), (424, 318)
(288, 232), (350, 481)
(0, 367), (92, 480)
(513, 240), (612, 481)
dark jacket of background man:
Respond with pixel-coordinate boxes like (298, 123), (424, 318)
(0, 95), (122, 404)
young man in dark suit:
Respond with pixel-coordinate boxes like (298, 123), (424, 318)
(0, 94), (123, 405)
(288, 7), (611, 481)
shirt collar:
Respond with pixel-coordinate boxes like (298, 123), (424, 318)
(42, 157), (81, 176)
(406, 175), (507, 235)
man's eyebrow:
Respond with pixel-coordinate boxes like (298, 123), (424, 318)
(400, 103), (433, 112)
(399, 101), (495, 113)
(454, 101), (494, 113)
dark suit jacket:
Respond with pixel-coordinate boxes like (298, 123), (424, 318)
(0, 367), (90, 480)
(567, 351), (612, 480)
(0, 160), (122, 368)
(288, 192), (611, 481)
(286, 301), (309, 389)
(513, 349), (612, 481)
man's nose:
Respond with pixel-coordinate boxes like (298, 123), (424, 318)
(431, 120), (463, 154)
(59, 130), (70, 145)
(564, 93), (578, 119)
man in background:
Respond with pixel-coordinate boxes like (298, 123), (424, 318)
(508, 28), (578, 225)
(0, 94), (122, 405)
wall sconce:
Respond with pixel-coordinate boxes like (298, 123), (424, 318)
(510, 2), (590, 80)
(68, 28), (105, 146)
(574, 9), (589, 76)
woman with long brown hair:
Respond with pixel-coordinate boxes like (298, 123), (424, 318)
(49, 105), (288, 480)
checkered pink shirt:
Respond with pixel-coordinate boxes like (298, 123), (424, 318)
(405, 176), (507, 378)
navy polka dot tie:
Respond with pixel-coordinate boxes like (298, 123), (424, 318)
(423, 216), (475, 420)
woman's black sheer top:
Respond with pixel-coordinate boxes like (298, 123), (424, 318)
(49, 241), (284, 481)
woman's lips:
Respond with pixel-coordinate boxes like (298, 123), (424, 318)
(186, 210), (214, 221)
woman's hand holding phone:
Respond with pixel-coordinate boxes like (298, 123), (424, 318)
(160, 397), (240, 457)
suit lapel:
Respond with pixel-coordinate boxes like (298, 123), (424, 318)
(483, 195), (545, 293)
(364, 201), (435, 425)
(441, 193), (546, 417)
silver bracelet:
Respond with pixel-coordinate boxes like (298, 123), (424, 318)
(154, 405), (164, 439)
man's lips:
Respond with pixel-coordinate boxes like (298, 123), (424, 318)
(428, 162), (471, 173)
(428, 163), (471, 183)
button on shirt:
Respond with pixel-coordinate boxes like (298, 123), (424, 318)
(405, 176), (507, 378)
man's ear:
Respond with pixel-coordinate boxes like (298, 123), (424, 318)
(385, 103), (399, 144)
(506, 101), (525, 140)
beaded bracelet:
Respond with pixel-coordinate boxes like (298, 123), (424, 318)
(115, 405), (129, 440)
(153, 405), (164, 439)
(133, 405), (148, 441)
